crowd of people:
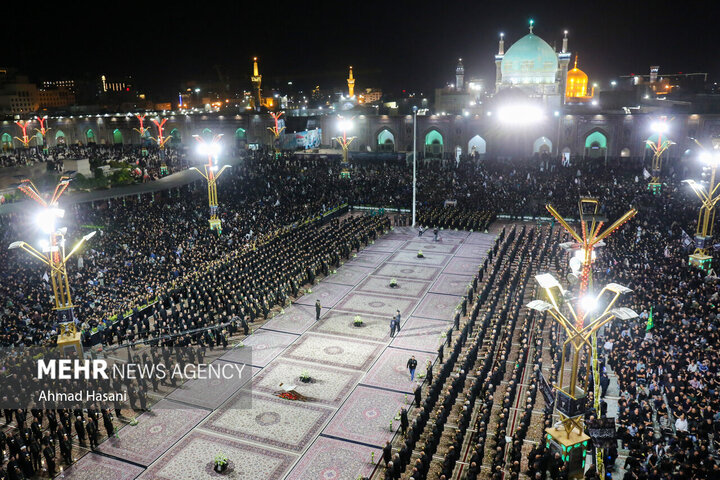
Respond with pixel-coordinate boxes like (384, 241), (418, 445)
(0, 147), (719, 478)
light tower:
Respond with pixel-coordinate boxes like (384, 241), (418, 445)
(646, 118), (674, 193)
(683, 140), (720, 271)
(267, 111), (285, 157)
(542, 198), (637, 478)
(189, 134), (230, 233)
(34, 116), (51, 152)
(333, 116), (355, 166)
(150, 117), (172, 149)
(251, 57), (262, 111)
(15, 120), (34, 148)
(455, 58), (464, 91)
(347, 66), (355, 98)
(10, 177), (96, 329)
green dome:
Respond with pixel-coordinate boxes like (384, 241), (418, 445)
(501, 33), (558, 85)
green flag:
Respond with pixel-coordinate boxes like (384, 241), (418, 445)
(646, 307), (654, 331)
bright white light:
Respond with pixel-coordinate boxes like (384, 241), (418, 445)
(36, 208), (64, 234)
(338, 119), (352, 132)
(611, 81), (617, 86)
(554, 111), (560, 117)
(580, 295), (598, 312)
(651, 122), (669, 133)
(591, 100), (598, 106)
(38, 239), (50, 251)
(573, 248), (596, 264)
(194, 88), (200, 93)
(197, 142), (221, 156)
(497, 104), (544, 125)
(700, 152), (720, 166)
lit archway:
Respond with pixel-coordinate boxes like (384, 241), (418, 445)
(201, 128), (213, 141)
(584, 130), (607, 159)
(113, 129), (123, 145)
(620, 147), (631, 157)
(533, 136), (552, 154)
(35, 132), (44, 147)
(170, 128), (181, 145)
(55, 130), (66, 146)
(468, 135), (487, 155)
(377, 129), (395, 152)
(235, 128), (246, 148)
(561, 147), (571, 163)
(1, 133), (13, 150)
(424, 129), (444, 158)
(86, 129), (96, 144)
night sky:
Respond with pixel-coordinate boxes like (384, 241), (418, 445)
(3, 0), (716, 98)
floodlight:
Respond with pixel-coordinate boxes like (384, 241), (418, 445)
(83, 231), (97, 242)
(36, 208), (64, 234)
(8, 241), (24, 250)
(580, 295), (598, 312)
(39, 239), (50, 251)
(496, 104), (544, 125)
(338, 119), (352, 132)
(197, 142), (221, 156)
(651, 122), (669, 134)
(535, 273), (561, 289)
(699, 151), (720, 166)
(609, 307), (639, 320)
(527, 300), (554, 312)
(604, 283), (632, 294)
(569, 257), (582, 275)
(57, 227), (67, 236)
(573, 248), (596, 264)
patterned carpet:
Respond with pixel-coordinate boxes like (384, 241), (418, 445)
(167, 363), (260, 410)
(281, 333), (384, 371)
(202, 391), (334, 453)
(285, 436), (376, 480)
(259, 304), (318, 334)
(362, 348), (436, 393)
(98, 399), (208, 466)
(75, 227), (496, 480)
(323, 385), (408, 447)
(61, 453), (144, 480)
(429, 273), (474, 296)
(139, 431), (297, 480)
(412, 292), (463, 321)
(251, 358), (362, 406)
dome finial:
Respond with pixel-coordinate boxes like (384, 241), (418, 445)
(574, 55), (578, 69)
(529, 19), (534, 33)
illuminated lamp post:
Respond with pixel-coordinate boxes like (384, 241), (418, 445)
(9, 177), (96, 353)
(334, 116), (355, 178)
(683, 145), (720, 272)
(545, 198), (637, 478)
(646, 118), (674, 194)
(267, 111), (285, 157)
(134, 114), (151, 157)
(528, 276), (638, 478)
(34, 116), (51, 153)
(189, 134), (230, 234)
(15, 120), (34, 148)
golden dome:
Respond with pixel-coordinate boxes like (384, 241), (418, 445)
(565, 56), (593, 100)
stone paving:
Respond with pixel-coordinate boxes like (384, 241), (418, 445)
(81, 226), (497, 479)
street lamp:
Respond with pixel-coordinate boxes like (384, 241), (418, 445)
(189, 134), (230, 234)
(9, 177), (96, 352)
(333, 116), (356, 165)
(412, 105), (418, 227)
(528, 276), (638, 477)
(545, 198), (637, 478)
(646, 119), (674, 193)
(267, 111), (285, 157)
(683, 146), (720, 271)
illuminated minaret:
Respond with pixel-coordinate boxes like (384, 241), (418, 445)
(455, 58), (464, 91)
(347, 66), (355, 97)
(251, 57), (262, 110)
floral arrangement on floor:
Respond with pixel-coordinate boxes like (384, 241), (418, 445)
(389, 278), (398, 288)
(300, 370), (312, 383)
(213, 453), (228, 473)
(354, 315), (363, 327)
(417, 250), (424, 258)
(277, 391), (301, 401)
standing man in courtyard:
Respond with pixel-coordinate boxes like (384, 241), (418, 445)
(407, 355), (418, 381)
(315, 299), (321, 321)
